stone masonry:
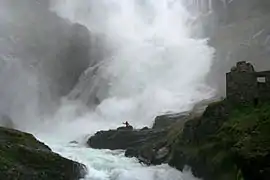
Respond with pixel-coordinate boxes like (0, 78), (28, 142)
(226, 61), (270, 104)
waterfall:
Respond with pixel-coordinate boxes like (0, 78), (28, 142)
(49, 0), (215, 131)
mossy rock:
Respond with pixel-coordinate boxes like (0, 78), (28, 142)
(169, 101), (270, 180)
(0, 127), (86, 180)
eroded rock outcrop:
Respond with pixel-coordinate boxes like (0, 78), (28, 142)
(0, 127), (86, 180)
(87, 126), (173, 165)
(152, 112), (188, 129)
(87, 127), (167, 150)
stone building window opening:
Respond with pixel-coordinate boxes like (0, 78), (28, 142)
(257, 77), (266, 83)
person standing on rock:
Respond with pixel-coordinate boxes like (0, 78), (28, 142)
(123, 121), (130, 127)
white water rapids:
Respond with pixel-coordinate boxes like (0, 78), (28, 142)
(1, 0), (215, 179)
(38, 135), (200, 180)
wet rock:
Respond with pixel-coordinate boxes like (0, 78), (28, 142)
(152, 112), (188, 129)
(138, 139), (171, 165)
(138, 156), (151, 165)
(134, 145), (171, 165)
(139, 147), (155, 163)
(138, 148), (155, 165)
(140, 127), (149, 131)
(0, 127), (86, 180)
(155, 147), (170, 160)
(183, 100), (229, 142)
(125, 147), (138, 158)
(88, 128), (167, 150)
(117, 126), (133, 131)
(69, 140), (79, 144)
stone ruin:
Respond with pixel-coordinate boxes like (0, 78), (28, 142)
(226, 61), (270, 104)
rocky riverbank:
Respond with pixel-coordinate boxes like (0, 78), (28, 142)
(88, 99), (270, 180)
(87, 125), (170, 165)
(0, 127), (86, 180)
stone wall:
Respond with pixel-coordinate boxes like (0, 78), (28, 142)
(226, 61), (270, 104)
(255, 71), (270, 100)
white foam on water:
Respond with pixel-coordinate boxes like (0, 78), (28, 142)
(29, 1), (216, 179)
(38, 134), (201, 180)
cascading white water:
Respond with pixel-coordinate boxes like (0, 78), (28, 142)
(47, 0), (215, 131)
(29, 1), (215, 180)
(1, 0), (215, 179)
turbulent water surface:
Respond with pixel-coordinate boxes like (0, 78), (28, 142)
(37, 134), (200, 180)
(0, 0), (215, 179)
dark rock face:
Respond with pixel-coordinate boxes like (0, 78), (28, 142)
(125, 148), (139, 158)
(152, 112), (188, 129)
(183, 100), (229, 142)
(133, 141), (171, 165)
(152, 99), (219, 130)
(88, 128), (167, 150)
(87, 127), (171, 165)
(0, 127), (86, 180)
(169, 101), (232, 180)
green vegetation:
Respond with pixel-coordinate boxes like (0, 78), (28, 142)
(0, 127), (85, 180)
(168, 101), (270, 180)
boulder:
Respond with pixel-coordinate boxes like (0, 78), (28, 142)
(0, 127), (86, 180)
(125, 147), (139, 158)
(152, 99), (216, 130)
(138, 147), (155, 165)
(156, 147), (170, 160)
(131, 142), (171, 165)
(152, 112), (188, 129)
(69, 140), (79, 144)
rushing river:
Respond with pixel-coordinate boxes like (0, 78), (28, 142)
(35, 131), (200, 180)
